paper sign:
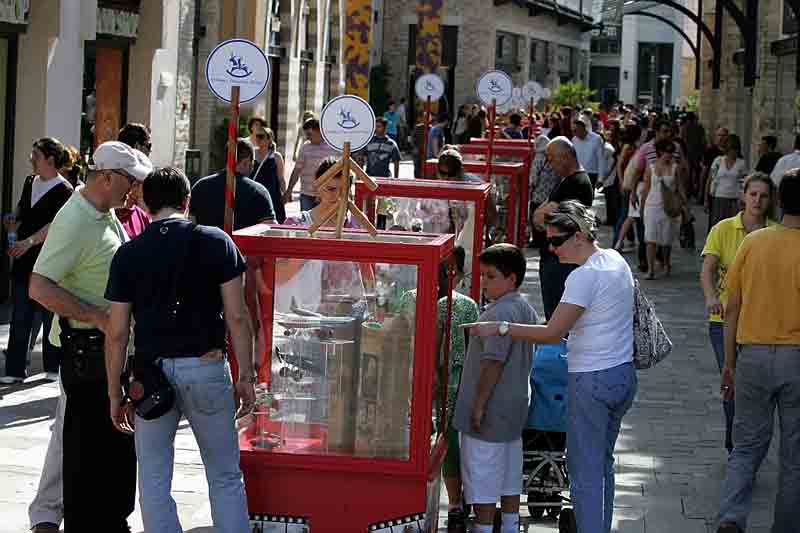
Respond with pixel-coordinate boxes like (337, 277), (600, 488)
(476, 70), (513, 106)
(415, 74), (445, 101)
(205, 38), (271, 104)
(320, 94), (376, 153)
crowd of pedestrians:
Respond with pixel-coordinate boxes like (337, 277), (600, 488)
(3, 91), (800, 533)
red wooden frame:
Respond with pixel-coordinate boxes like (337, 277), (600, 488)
(232, 226), (455, 532)
(424, 159), (528, 246)
(354, 178), (491, 302)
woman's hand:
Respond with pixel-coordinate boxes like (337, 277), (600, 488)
(461, 321), (501, 337)
(110, 398), (135, 435)
(720, 366), (735, 401)
(8, 238), (34, 258)
(706, 295), (724, 318)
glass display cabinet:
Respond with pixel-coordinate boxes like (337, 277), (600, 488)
(232, 225), (457, 533)
(354, 177), (490, 303)
(424, 158), (527, 246)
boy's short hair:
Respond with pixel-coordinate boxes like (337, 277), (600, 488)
(375, 117), (388, 127)
(479, 244), (526, 288)
(303, 118), (321, 131)
(143, 167), (191, 214)
(779, 169), (800, 215)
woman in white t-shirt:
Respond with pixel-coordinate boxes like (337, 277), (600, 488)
(463, 200), (637, 533)
(707, 133), (747, 228)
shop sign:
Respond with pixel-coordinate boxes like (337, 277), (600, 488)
(475, 70), (513, 106)
(97, 7), (140, 38)
(319, 94), (376, 153)
(205, 38), (271, 104)
(0, 0), (29, 25)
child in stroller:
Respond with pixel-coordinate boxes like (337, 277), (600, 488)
(522, 341), (573, 527)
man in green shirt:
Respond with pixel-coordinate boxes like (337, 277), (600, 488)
(29, 141), (152, 533)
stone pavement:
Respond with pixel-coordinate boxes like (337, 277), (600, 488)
(0, 197), (783, 532)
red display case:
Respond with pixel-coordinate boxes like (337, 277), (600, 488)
(232, 225), (456, 533)
(424, 159), (527, 246)
(354, 177), (491, 302)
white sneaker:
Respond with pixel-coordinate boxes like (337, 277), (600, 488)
(0, 376), (24, 385)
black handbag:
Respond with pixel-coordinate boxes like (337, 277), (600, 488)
(59, 317), (106, 391)
(123, 222), (196, 420)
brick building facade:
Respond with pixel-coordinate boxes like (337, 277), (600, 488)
(698, 0), (798, 163)
(380, 0), (593, 121)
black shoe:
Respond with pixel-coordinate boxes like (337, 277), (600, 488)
(717, 522), (743, 533)
(32, 523), (60, 533)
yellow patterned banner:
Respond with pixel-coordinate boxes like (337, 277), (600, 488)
(416, 0), (444, 114)
(344, 0), (372, 100)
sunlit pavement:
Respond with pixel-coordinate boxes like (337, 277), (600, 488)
(0, 186), (780, 532)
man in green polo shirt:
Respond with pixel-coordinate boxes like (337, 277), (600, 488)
(700, 173), (777, 454)
(28, 141), (152, 533)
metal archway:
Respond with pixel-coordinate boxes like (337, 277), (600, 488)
(623, 0), (722, 88)
(626, 10), (700, 89)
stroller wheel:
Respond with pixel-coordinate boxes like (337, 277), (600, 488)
(546, 505), (561, 520)
(558, 508), (577, 533)
(526, 491), (546, 520)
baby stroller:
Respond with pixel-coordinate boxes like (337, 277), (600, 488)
(522, 341), (577, 533)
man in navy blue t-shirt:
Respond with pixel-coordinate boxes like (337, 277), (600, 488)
(104, 167), (255, 533)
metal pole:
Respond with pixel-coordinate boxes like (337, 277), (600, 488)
(224, 86), (241, 235)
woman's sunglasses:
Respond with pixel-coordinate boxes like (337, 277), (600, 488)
(546, 232), (574, 248)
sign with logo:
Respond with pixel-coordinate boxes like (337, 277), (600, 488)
(320, 94), (376, 153)
(415, 73), (445, 101)
(205, 38), (271, 104)
(475, 70), (513, 106)
(522, 81), (545, 103)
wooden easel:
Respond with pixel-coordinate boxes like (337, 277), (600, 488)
(307, 141), (380, 239)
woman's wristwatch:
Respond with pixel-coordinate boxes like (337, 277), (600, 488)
(498, 321), (510, 336)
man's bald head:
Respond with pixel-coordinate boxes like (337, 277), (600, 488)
(546, 137), (580, 177)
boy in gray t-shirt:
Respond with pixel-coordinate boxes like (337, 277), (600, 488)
(453, 244), (537, 533)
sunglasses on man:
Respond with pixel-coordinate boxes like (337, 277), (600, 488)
(546, 232), (574, 248)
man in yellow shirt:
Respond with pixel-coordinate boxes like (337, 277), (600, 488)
(700, 174), (777, 453)
(716, 169), (800, 533)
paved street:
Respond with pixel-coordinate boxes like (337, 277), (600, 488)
(0, 196), (782, 532)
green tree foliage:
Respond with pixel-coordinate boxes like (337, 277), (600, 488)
(549, 81), (596, 109)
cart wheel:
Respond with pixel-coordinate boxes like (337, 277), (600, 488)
(558, 508), (577, 533)
(526, 492), (545, 520)
(546, 505), (561, 521)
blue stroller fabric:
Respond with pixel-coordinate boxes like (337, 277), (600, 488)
(526, 341), (568, 433)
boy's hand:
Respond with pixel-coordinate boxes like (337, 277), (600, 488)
(461, 321), (500, 337)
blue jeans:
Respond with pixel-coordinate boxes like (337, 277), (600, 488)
(300, 193), (319, 212)
(709, 322), (735, 452)
(134, 357), (249, 533)
(718, 345), (800, 533)
(5, 277), (61, 377)
(567, 362), (637, 533)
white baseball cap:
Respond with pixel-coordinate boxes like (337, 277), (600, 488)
(90, 141), (153, 181)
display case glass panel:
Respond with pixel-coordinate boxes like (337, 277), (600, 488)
(248, 259), (421, 461)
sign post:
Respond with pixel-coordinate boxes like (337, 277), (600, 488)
(415, 73), (445, 178)
(317, 94), (380, 238)
(476, 70), (513, 183)
(225, 87), (241, 235)
(205, 38), (271, 235)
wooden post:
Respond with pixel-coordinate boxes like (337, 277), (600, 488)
(528, 97), (535, 144)
(421, 95), (432, 178)
(224, 86), (241, 235)
(485, 98), (496, 182)
(335, 142), (352, 238)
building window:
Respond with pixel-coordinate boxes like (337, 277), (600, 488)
(783, 0), (798, 35)
(299, 60), (310, 115)
(529, 39), (548, 82)
(557, 45), (573, 83)
(495, 31), (520, 73)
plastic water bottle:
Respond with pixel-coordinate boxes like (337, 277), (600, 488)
(7, 231), (16, 247)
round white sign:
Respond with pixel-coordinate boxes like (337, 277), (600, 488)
(522, 81), (544, 103)
(415, 74), (445, 101)
(320, 95), (376, 153)
(476, 70), (513, 107)
(205, 39), (271, 104)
